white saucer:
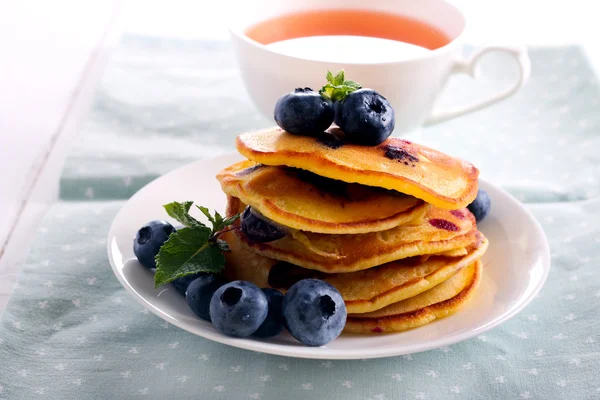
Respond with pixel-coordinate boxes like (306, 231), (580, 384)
(107, 153), (550, 359)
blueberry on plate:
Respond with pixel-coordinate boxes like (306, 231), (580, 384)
(173, 272), (205, 296)
(241, 206), (287, 243)
(467, 188), (491, 223)
(209, 281), (268, 337)
(282, 279), (347, 346)
(274, 88), (334, 135)
(252, 288), (285, 338)
(186, 275), (227, 321)
(133, 220), (176, 269)
(336, 89), (395, 146)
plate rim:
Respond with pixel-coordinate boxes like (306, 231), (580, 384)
(107, 153), (551, 360)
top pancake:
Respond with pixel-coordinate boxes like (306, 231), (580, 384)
(217, 160), (428, 234)
(236, 127), (479, 209)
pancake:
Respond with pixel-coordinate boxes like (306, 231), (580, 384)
(435, 247), (468, 257)
(236, 127), (479, 209)
(223, 230), (277, 286)
(223, 230), (488, 314)
(227, 196), (478, 273)
(344, 260), (482, 333)
(319, 233), (486, 313)
(217, 160), (428, 234)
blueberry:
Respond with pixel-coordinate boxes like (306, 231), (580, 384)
(336, 89), (395, 146)
(282, 279), (347, 346)
(186, 275), (227, 321)
(133, 220), (176, 269)
(172, 273), (205, 296)
(333, 100), (343, 127)
(252, 288), (285, 338)
(467, 188), (491, 223)
(209, 281), (268, 337)
(274, 88), (334, 135)
(241, 206), (287, 243)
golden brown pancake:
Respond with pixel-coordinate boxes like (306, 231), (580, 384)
(227, 196), (478, 273)
(321, 234), (486, 313)
(222, 229), (276, 287)
(435, 247), (468, 257)
(236, 127), (479, 209)
(217, 160), (428, 234)
(223, 230), (488, 314)
(344, 260), (482, 333)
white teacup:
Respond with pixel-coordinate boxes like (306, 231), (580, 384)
(230, 0), (530, 135)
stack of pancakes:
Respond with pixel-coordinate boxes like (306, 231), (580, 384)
(217, 128), (488, 334)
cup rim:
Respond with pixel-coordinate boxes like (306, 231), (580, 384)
(229, 2), (466, 65)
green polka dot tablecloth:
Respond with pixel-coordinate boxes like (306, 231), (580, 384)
(1, 37), (600, 400)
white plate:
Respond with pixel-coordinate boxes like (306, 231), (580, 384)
(107, 153), (550, 360)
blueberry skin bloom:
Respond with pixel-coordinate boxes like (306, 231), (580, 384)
(209, 281), (268, 338)
(240, 206), (287, 243)
(133, 220), (176, 269)
(252, 288), (285, 338)
(172, 273), (205, 296)
(467, 188), (491, 222)
(274, 88), (335, 135)
(337, 89), (395, 146)
(283, 279), (347, 346)
(185, 275), (227, 321)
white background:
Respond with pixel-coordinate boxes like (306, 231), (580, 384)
(0, 0), (599, 310)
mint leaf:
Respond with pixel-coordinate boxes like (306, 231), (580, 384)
(326, 71), (334, 83)
(164, 201), (205, 228)
(333, 70), (344, 85)
(154, 201), (241, 288)
(154, 226), (224, 287)
(197, 206), (233, 233)
(319, 69), (362, 102)
(212, 209), (225, 231)
(197, 205), (215, 225)
(212, 213), (239, 234)
(221, 214), (240, 228)
(343, 80), (361, 90)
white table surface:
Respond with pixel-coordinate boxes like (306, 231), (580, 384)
(0, 0), (599, 312)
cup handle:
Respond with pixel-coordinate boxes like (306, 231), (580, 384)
(424, 45), (531, 126)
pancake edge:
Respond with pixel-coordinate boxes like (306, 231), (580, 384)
(343, 236), (488, 313)
(343, 259), (482, 333)
(237, 229), (479, 273)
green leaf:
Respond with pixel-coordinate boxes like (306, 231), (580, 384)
(343, 80), (361, 90)
(326, 70), (334, 83)
(221, 214), (240, 228)
(197, 205), (230, 232)
(154, 201), (241, 288)
(213, 210), (224, 229)
(319, 69), (362, 102)
(164, 201), (205, 228)
(333, 70), (345, 85)
(154, 227), (224, 287)
(196, 205), (214, 224)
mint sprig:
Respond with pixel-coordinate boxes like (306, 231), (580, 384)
(319, 70), (361, 102)
(154, 201), (239, 288)
(164, 201), (204, 229)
